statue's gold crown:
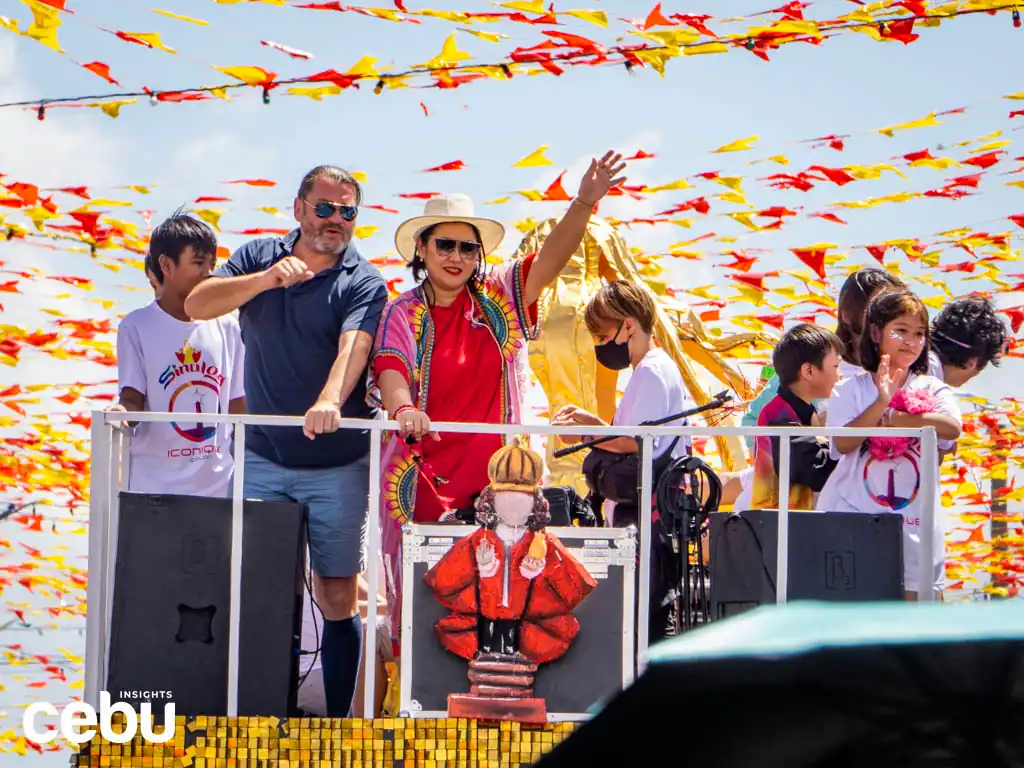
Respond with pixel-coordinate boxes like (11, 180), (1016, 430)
(487, 443), (544, 493)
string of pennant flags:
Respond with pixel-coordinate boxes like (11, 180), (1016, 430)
(1, 0), (1020, 117)
(3, 87), (1022, 282)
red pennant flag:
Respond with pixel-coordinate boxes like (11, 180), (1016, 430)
(81, 62), (119, 85)
(790, 247), (828, 279)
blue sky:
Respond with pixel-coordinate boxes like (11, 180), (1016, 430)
(1, 1), (1022, 762)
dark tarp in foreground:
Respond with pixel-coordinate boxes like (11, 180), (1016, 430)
(536, 600), (1024, 768)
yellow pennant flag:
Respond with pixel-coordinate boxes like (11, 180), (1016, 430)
(909, 155), (960, 170)
(960, 0), (1014, 9)
(645, 179), (691, 192)
(876, 113), (940, 137)
(88, 99), (135, 118)
(213, 66), (275, 85)
(714, 136), (759, 153)
(634, 28), (699, 47)
(84, 198), (133, 208)
(347, 56), (380, 77)
(513, 146), (553, 168)
(498, 0), (544, 12)
(420, 33), (472, 70)
(417, 10), (471, 23)
(973, 140), (1012, 152)
(633, 48), (674, 76)
(153, 9), (209, 25)
(121, 31), (176, 53)
(719, 191), (748, 205)
(287, 86), (340, 100)
(457, 27), (507, 43)
(191, 208), (223, 232)
(728, 212), (760, 231)
(0, 15), (18, 33)
(685, 42), (729, 55)
(562, 9), (607, 27)
(21, 0), (62, 53)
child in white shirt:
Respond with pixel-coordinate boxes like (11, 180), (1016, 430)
(108, 212), (245, 498)
(818, 290), (961, 600)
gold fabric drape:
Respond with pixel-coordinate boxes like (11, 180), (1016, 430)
(515, 216), (776, 481)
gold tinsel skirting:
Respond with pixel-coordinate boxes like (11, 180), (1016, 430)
(68, 715), (577, 767)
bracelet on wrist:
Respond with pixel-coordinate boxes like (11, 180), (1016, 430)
(393, 404), (415, 419)
(572, 196), (597, 209)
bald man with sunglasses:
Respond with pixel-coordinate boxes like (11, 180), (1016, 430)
(185, 165), (388, 718)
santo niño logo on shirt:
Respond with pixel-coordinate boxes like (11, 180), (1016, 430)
(159, 343), (227, 444)
(861, 444), (922, 512)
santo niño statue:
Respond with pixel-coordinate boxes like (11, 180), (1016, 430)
(423, 442), (597, 723)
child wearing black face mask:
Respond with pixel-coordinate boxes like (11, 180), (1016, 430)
(553, 281), (691, 643)
(552, 280), (692, 524)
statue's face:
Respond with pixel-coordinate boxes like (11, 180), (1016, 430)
(493, 491), (533, 528)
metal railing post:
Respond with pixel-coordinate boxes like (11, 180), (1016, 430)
(84, 412), (112, 708)
(636, 434), (654, 673)
(919, 426), (938, 602)
(775, 436), (791, 604)
(362, 430), (382, 718)
(227, 425), (246, 716)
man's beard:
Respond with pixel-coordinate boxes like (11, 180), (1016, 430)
(302, 223), (350, 255)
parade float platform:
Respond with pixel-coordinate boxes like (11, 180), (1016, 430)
(68, 716), (577, 767)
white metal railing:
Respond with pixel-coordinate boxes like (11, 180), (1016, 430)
(84, 412), (939, 720)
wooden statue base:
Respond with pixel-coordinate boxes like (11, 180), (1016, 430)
(448, 693), (548, 724)
(448, 652), (548, 724)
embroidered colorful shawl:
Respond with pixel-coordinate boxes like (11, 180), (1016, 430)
(366, 258), (539, 638)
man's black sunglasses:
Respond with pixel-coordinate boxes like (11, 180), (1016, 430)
(306, 200), (358, 221)
(434, 237), (482, 259)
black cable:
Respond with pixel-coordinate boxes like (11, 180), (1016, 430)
(709, 513), (779, 598)
(3, 5), (1014, 111)
(654, 455), (722, 632)
(295, 516), (322, 696)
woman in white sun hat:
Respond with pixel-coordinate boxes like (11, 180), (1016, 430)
(367, 150), (626, 640)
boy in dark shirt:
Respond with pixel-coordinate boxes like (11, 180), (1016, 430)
(751, 323), (841, 510)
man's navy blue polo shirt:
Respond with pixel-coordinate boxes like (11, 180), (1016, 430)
(215, 229), (388, 469)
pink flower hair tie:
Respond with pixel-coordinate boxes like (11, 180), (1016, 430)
(867, 388), (941, 461)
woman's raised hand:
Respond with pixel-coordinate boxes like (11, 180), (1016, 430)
(577, 151), (628, 205)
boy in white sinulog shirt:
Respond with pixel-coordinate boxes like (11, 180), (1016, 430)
(108, 212), (245, 497)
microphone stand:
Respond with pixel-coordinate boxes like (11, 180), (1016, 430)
(552, 390), (733, 460)
(552, 390), (732, 645)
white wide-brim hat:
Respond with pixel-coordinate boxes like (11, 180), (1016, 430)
(395, 193), (505, 264)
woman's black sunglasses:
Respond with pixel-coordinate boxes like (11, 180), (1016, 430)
(306, 200), (358, 221)
(433, 237), (482, 259)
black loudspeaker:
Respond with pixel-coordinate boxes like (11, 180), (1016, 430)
(708, 510), (904, 618)
(107, 492), (307, 717)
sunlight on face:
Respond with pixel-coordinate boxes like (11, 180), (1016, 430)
(162, 246), (215, 295)
(880, 312), (926, 369)
(422, 221), (480, 292)
(294, 177), (358, 256)
(810, 348), (841, 400)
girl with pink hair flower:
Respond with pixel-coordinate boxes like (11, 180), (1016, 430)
(817, 291), (962, 601)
